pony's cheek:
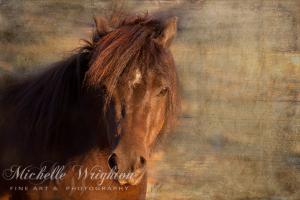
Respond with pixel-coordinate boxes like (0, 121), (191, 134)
(146, 106), (166, 146)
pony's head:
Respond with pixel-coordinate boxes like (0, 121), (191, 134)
(84, 14), (180, 185)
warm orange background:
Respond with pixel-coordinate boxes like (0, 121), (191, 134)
(1, 0), (300, 199)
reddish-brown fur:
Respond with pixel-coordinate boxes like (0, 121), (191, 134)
(0, 14), (179, 200)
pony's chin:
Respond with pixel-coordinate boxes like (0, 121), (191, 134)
(118, 171), (145, 186)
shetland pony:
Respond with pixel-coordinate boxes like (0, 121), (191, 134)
(0, 14), (179, 200)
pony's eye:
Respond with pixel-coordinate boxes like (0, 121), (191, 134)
(121, 103), (126, 118)
(158, 87), (168, 96)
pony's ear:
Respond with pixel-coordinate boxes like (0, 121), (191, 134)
(154, 17), (178, 48)
(93, 16), (112, 35)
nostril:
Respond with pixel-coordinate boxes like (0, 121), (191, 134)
(139, 156), (146, 167)
(108, 153), (118, 172)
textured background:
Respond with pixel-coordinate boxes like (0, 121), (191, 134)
(1, 0), (300, 199)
